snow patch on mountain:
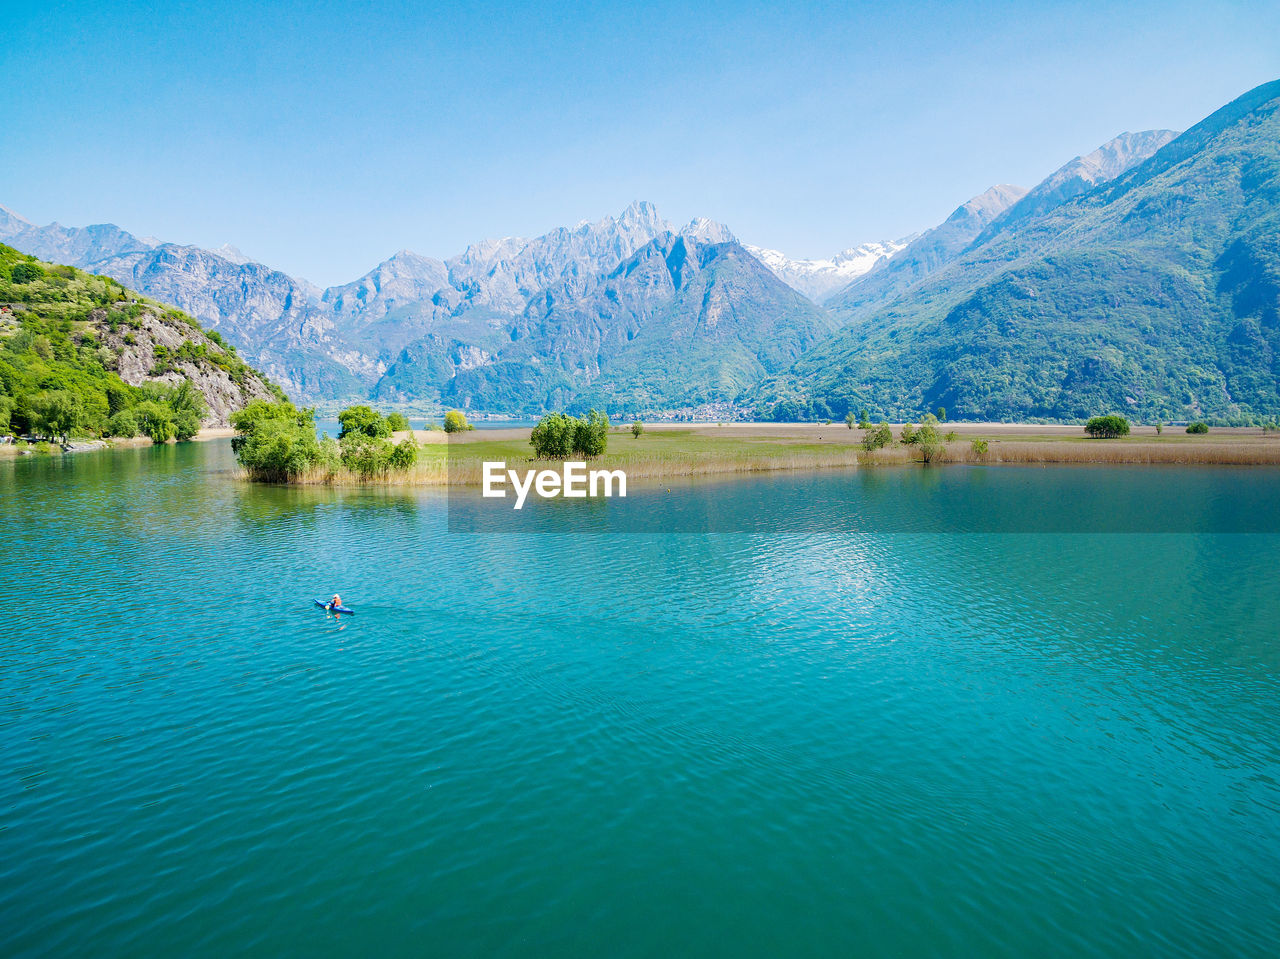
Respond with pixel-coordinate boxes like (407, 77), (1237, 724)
(745, 237), (915, 302)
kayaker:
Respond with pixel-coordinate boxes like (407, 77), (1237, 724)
(330, 593), (342, 610)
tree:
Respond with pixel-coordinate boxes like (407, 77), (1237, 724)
(900, 422), (917, 445)
(937, 407), (947, 422)
(169, 380), (205, 441)
(340, 432), (390, 478)
(631, 420), (644, 438)
(134, 400), (176, 443)
(173, 409), (201, 441)
(573, 409), (609, 457)
(913, 414), (945, 465)
(845, 412), (856, 429)
(1084, 415), (1130, 438)
(106, 409), (139, 438)
(230, 399), (313, 447)
(10, 261), (45, 284)
(237, 418), (322, 480)
(385, 411), (409, 432)
(530, 412), (577, 458)
(861, 421), (893, 451)
(29, 390), (80, 443)
(970, 438), (989, 458)
(1155, 422), (1163, 435)
(338, 404), (391, 439)
(387, 438), (418, 470)
(442, 410), (473, 433)
(229, 400), (324, 481)
(1186, 421), (1209, 434)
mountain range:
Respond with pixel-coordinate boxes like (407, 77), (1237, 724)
(4, 79), (1280, 420)
(767, 85), (1279, 421)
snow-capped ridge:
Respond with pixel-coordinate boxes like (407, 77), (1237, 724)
(745, 236), (915, 302)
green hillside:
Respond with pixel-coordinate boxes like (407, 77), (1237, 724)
(764, 79), (1280, 422)
(0, 244), (282, 442)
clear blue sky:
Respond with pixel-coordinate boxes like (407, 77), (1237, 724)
(4, 0), (1278, 285)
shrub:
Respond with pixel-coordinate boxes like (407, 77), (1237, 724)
(237, 418), (322, 480)
(317, 436), (341, 473)
(230, 398), (313, 440)
(340, 432), (391, 478)
(914, 414), (945, 465)
(631, 420), (644, 438)
(442, 409), (473, 433)
(106, 409), (139, 438)
(385, 411), (409, 432)
(387, 438), (418, 470)
(899, 422), (917, 445)
(10, 261), (45, 284)
(1155, 423), (1163, 435)
(862, 421), (893, 451)
(573, 409), (609, 457)
(134, 400), (176, 443)
(1085, 415), (1130, 438)
(28, 390), (80, 443)
(531, 412), (577, 458)
(173, 409), (201, 441)
(971, 438), (989, 458)
(1186, 422), (1209, 434)
(945, 430), (958, 442)
(230, 400), (322, 481)
(338, 404), (391, 439)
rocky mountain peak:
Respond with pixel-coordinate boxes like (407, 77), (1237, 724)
(681, 217), (736, 244)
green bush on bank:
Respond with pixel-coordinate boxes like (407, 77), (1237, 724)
(107, 409), (139, 438)
(530, 409), (609, 459)
(1186, 421), (1210, 434)
(234, 400), (423, 482)
(230, 399), (322, 481)
(861, 421), (893, 451)
(1085, 415), (1131, 438)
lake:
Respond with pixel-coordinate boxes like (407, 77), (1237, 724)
(3, 441), (1279, 957)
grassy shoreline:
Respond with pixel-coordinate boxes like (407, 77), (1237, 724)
(270, 423), (1280, 486)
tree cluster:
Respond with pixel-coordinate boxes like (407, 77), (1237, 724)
(530, 410), (610, 459)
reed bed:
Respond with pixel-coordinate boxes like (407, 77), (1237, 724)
(253, 428), (1280, 486)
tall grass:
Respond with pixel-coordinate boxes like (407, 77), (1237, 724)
(253, 429), (1280, 486)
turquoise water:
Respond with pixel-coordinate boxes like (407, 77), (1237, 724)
(3, 441), (1279, 957)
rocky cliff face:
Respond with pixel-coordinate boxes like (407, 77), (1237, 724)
(94, 306), (278, 424)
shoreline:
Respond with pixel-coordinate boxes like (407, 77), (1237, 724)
(0, 426), (236, 458)
(270, 423), (1280, 486)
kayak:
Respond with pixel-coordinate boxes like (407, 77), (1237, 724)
(315, 598), (356, 615)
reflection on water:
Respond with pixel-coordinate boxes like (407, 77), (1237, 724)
(1, 440), (1278, 958)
